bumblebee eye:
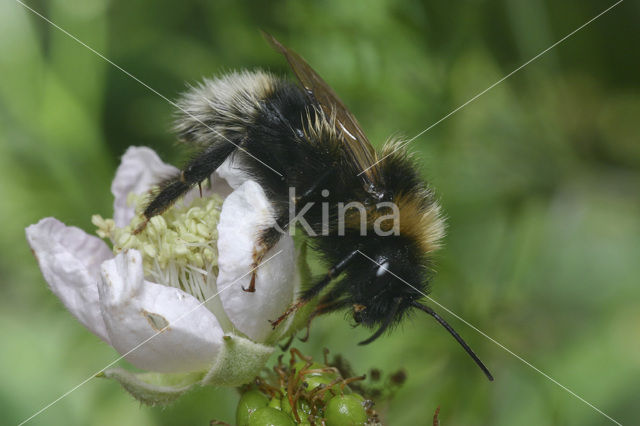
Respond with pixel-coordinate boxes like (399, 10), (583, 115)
(376, 261), (389, 277)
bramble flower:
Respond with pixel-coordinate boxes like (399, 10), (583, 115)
(26, 147), (305, 404)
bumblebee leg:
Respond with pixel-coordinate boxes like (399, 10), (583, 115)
(269, 299), (307, 329)
(299, 280), (351, 341)
(269, 250), (358, 328)
(295, 168), (333, 204)
(135, 142), (236, 233)
(244, 243), (267, 293)
(299, 298), (350, 342)
(243, 171), (335, 291)
(243, 226), (283, 292)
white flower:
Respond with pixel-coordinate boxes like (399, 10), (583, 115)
(25, 147), (305, 404)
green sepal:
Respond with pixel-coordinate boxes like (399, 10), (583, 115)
(98, 335), (276, 405)
(97, 368), (204, 406)
(202, 334), (274, 386)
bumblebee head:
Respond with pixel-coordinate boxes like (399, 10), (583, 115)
(343, 235), (429, 336)
(345, 237), (493, 381)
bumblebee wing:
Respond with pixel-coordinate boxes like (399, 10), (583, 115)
(263, 32), (383, 187)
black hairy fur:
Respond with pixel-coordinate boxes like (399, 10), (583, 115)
(140, 65), (492, 381)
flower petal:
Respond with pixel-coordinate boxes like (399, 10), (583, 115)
(111, 146), (178, 227)
(99, 250), (224, 373)
(216, 180), (298, 342)
(111, 146), (236, 226)
(25, 218), (112, 343)
(216, 156), (250, 189)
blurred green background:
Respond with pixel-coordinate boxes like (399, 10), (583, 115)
(1, 0), (638, 425)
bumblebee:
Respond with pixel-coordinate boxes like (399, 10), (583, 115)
(140, 33), (493, 380)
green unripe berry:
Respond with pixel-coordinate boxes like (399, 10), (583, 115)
(294, 362), (352, 396)
(298, 398), (312, 415)
(280, 391), (312, 418)
(268, 396), (282, 410)
(236, 389), (269, 426)
(324, 394), (367, 426)
(303, 374), (337, 403)
(248, 407), (296, 426)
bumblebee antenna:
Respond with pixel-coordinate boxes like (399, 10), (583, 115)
(410, 301), (494, 381)
(358, 298), (402, 345)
